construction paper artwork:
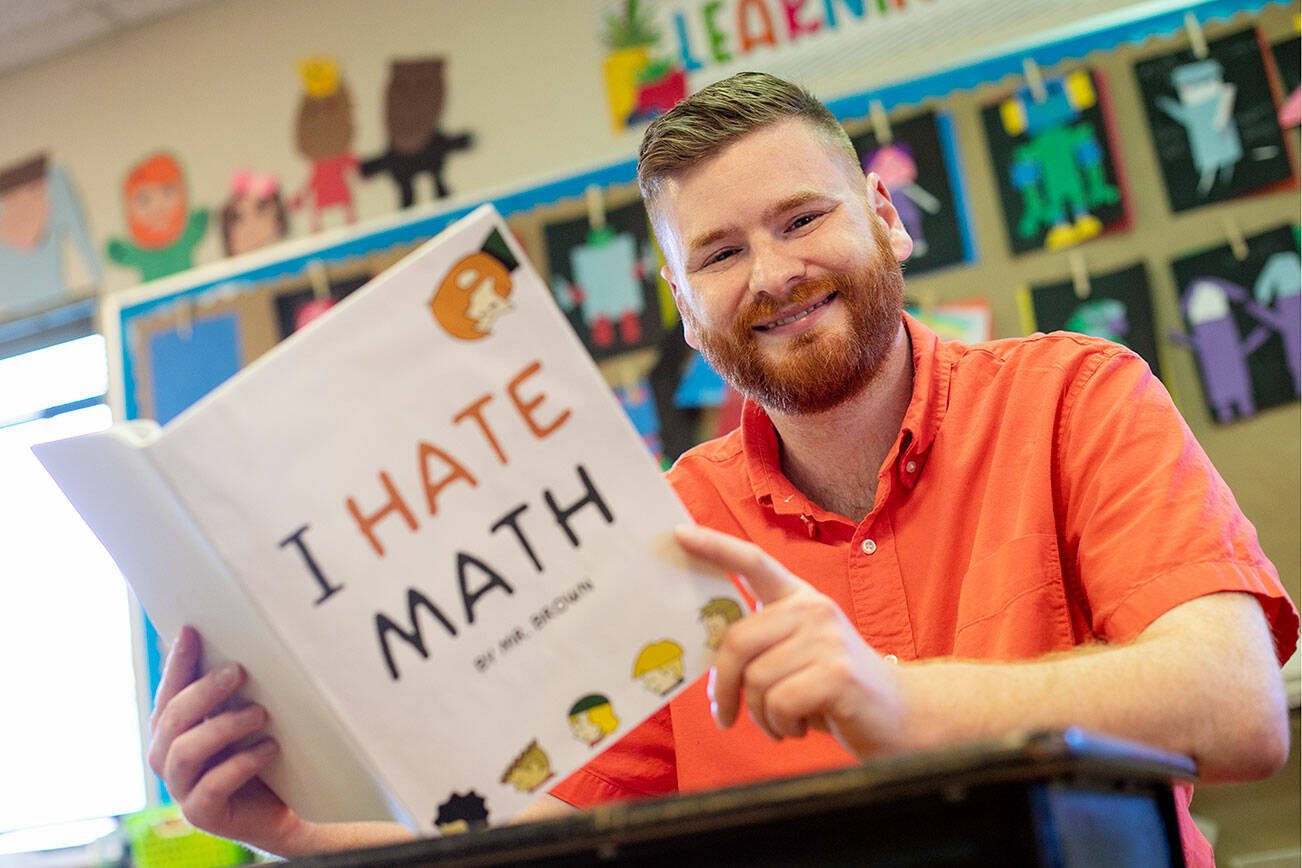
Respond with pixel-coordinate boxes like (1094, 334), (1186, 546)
(148, 311), (242, 425)
(981, 69), (1127, 254)
(1170, 225), (1299, 423)
(292, 57), (359, 231)
(1025, 263), (1163, 380)
(1272, 37), (1299, 129)
(106, 152), (209, 283)
(601, 0), (688, 131)
(545, 201), (662, 360)
(1136, 29), (1294, 212)
(850, 111), (971, 275)
(221, 170), (289, 257)
(361, 58), (474, 209)
(0, 152), (103, 318)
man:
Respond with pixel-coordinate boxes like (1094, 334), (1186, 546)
(148, 73), (1297, 864)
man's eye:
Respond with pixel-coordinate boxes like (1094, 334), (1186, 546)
(704, 248), (737, 266)
(788, 213), (822, 231)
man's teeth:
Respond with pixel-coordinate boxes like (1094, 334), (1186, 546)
(756, 293), (836, 330)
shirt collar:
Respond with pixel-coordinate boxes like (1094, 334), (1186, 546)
(740, 311), (954, 513)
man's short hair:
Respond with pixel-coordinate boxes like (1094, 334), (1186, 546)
(637, 72), (859, 214)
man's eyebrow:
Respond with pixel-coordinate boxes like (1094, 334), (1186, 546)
(685, 191), (828, 257)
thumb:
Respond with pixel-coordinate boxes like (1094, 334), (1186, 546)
(674, 524), (804, 606)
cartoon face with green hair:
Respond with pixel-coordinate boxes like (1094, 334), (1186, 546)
(568, 694), (620, 746)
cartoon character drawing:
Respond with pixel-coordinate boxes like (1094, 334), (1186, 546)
(1000, 71), (1119, 250)
(601, 0), (687, 130)
(434, 790), (489, 835)
(220, 170), (288, 257)
(0, 153), (103, 316)
(568, 694), (620, 747)
(500, 740), (554, 793)
(431, 229), (518, 340)
(551, 226), (654, 349)
(863, 143), (940, 258)
(1064, 298), (1129, 346)
(1157, 59), (1242, 197)
(698, 597), (744, 651)
(1245, 251), (1301, 396)
(360, 59), (473, 208)
(106, 152), (208, 283)
(633, 639), (684, 696)
(1171, 277), (1272, 422)
(292, 57), (359, 231)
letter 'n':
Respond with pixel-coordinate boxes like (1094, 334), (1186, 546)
(375, 589), (458, 680)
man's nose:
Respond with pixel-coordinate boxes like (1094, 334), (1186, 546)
(747, 237), (805, 299)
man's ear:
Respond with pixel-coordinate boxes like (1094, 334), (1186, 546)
(864, 171), (914, 263)
(661, 263), (700, 350)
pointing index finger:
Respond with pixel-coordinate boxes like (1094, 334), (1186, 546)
(674, 524), (803, 606)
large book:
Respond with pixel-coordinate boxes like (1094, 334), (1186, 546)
(35, 205), (735, 833)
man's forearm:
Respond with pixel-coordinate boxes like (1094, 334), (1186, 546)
(894, 592), (1289, 783)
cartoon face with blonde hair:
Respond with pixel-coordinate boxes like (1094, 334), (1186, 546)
(430, 250), (514, 339)
(633, 639), (685, 696)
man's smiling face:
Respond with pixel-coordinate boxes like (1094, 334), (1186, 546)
(655, 118), (910, 416)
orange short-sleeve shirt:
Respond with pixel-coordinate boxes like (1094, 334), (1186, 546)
(551, 315), (1298, 867)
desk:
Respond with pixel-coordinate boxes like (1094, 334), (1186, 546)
(290, 729), (1195, 867)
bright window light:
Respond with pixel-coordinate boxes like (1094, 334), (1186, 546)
(0, 335), (145, 846)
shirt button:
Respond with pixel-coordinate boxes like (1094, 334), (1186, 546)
(883, 654), (899, 664)
(860, 538), (877, 555)
(904, 460), (917, 474)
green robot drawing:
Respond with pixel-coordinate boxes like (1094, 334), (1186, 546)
(1001, 71), (1120, 250)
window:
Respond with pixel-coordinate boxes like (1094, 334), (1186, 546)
(0, 335), (146, 853)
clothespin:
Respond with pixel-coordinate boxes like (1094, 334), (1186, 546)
(1220, 215), (1249, 261)
(176, 295), (194, 340)
(1023, 58), (1048, 104)
(307, 259), (331, 300)
(870, 99), (893, 145)
(585, 184), (606, 232)
(1069, 251), (1091, 300)
(1184, 12), (1209, 60)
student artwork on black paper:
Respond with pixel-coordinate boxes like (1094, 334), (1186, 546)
(849, 111), (972, 274)
(1135, 29), (1295, 212)
(1272, 37), (1300, 129)
(1025, 263), (1164, 380)
(545, 201), (662, 360)
(1169, 225), (1300, 423)
(981, 69), (1128, 254)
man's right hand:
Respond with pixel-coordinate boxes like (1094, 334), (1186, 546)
(147, 626), (309, 854)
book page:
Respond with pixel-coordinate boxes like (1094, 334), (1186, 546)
(147, 205), (736, 831)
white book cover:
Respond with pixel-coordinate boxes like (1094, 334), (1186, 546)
(36, 204), (737, 834)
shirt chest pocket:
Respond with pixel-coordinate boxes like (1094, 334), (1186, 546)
(951, 533), (1076, 660)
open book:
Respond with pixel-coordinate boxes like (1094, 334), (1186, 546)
(35, 205), (735, 833)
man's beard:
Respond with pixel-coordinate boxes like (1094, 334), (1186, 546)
(687, 246), (905, 416)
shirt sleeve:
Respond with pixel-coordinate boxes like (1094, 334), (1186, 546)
(549, 704), (677, 808)
(1056, 347), (1299, 661)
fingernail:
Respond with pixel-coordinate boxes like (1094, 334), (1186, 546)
(215, 663), (241, 689)
(253, 739), (279, 758)
(241, 705), (267, 725)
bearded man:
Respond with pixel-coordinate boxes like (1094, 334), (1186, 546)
(147, 73), (1296, 866)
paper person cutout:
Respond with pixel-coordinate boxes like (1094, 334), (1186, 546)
(982, 70), (1125, 253)
(699, 597), (744, 650)
(221, 170), (288, 257)
(1026, 263), (1163, 380)
(1136, 29), (1294, 212)
(567, 694), (620, 747)
(632, 639), (684, 696)
(849, 111), (971, 274)
(500, 740), (554, 793)
(545, 201), (662, 360)
(434, 790), (489, 835)
(431, 229), (518, 340)
(106, 152), (208, 283)
(1170, 226), (1299, 422)
(360, 59), (473, 208)
(292, 57), (359, 231)
(0, 153), (103, 317)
